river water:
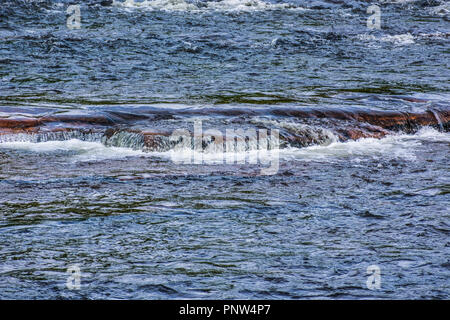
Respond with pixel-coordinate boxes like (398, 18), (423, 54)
(0, 0), (449, 299)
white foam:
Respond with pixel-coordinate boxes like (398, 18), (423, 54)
(112, 0), (303, 12)
(429, 3), (450, 17)
(0, 128), (447, 163)
(280, 128), (450, 162)
(205, 0), (298, 11)
(357, 33), (415, 46)
(113, 0), (197, 11)
(0, 139), (146, 162)
(401, 127), (450, 142)
(417, 32), (450, 40)
(153, 147), (280, 165)
(149, 128), (450, 164)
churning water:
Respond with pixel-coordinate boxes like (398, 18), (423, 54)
(0, 0), (449, 299)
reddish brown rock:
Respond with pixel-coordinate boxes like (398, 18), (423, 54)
(0, 107), (448, 149)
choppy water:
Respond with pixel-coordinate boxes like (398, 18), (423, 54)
(0, 0), (449, 299)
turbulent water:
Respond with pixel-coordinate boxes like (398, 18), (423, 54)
(0, 0), (449, 299)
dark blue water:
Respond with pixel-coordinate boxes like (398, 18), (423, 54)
(0, 0), (449, 299)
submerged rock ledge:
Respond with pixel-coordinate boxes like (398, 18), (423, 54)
(0, 106), (448, 151)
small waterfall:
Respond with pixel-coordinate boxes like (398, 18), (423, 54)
(429, 109), (445, 132)
(0, 106), (447, 153)
(164, 127), (280, 154)
(250, 118), (339, 148)
(102, 131), (146, 150)
(0, 131), (103, 144)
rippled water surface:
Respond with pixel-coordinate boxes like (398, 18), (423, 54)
(0, 0), (449, 299)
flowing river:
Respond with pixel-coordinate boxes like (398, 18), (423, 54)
(0, 0), (449, 299)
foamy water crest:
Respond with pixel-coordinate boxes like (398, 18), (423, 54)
(0, 139), (146, 162)
(0, 128), (447, 163)
(282, 128), (450, 162)
(112, 0), (302, 12)
(357, 33), (415, 46)
(429, 3), (450, 17)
